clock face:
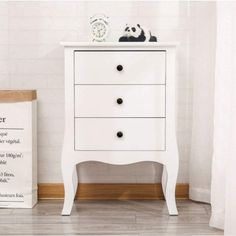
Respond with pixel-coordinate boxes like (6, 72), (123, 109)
(92, 21), (107, 41)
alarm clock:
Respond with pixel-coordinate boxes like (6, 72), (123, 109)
(90, 14), (109, 42)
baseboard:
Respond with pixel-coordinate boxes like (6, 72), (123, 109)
(38, 183), (189, 200)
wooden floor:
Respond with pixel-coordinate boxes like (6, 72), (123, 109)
(0, 200), (222, 235)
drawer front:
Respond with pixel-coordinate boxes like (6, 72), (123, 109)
(74, 51), (166, 85)
(74, 118), (165, 151)
(75, 85), (165, 117)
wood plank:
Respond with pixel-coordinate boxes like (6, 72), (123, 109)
(0, 200), (222, 236)
(0, 90), (37, 102)
(38, 183), (189, 200)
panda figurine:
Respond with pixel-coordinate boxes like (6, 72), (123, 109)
(119, 24), (157, 42)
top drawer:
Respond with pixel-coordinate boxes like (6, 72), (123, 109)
(74, 51), (166, 85)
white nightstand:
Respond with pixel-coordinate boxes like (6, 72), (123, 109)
(61, 42), (179, 216)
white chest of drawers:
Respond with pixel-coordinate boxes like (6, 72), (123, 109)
(61, 42), (179, 216)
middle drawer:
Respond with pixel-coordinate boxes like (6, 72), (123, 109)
(75, 85), (165, 117)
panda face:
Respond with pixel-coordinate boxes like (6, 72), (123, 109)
(123, 24), (142, 38)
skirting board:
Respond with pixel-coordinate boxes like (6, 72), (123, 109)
(38, 183), (189, 200)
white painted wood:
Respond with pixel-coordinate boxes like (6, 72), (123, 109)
(75, 51), (166, 85)
(162, 165), (167, 199)
(75, 118), (165, 151)
(75, 85), (165, 117)
(61, 42), (179, 216)
(61, 42), (179, 47)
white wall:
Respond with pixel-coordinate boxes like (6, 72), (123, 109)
(0, 2), (8, 88)
(0, 1), (193, 184)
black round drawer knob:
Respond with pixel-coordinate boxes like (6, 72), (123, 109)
(117, 98), (123, 105)
(117, 65), (123, 71)
(117, 131), (123, 138)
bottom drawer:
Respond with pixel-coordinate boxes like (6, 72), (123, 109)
(74, 118), (165, 151)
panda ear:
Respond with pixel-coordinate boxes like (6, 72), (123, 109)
(137, 24), (141, 28)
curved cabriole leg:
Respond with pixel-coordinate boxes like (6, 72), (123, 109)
(61, 163), (78, 216)
(165, 163), (178, 215)
(161, 165), (167, 199)
(72, 165), (78, 196)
